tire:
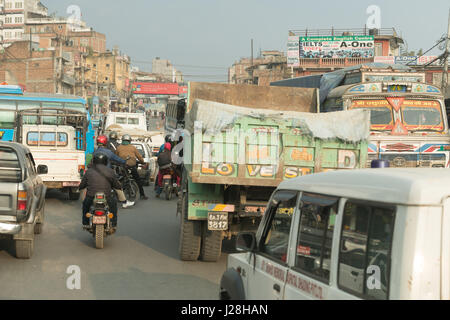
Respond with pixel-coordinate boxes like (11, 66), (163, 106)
(95, 225), (104, 249)
(200, 223), (223, 262)
(34, 203), (45, 235)
(69, 189), (81, 201)
(15, 239), (34, 259)
(34, 223), (43, 235)
(179, 183), (201, 261)
(125, 181), (138, 202)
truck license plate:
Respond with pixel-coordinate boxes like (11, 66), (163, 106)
(208, 212), (228, 231)
(93, 216), (106, 224)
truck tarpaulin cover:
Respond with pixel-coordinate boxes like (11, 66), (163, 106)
(186, 99), (370, 143)
(272, 63), (412, 105)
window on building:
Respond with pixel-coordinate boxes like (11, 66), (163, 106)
(15, 2), (23, 9)
(4, 32), (12, 39)
(15, 32), (22, 39)
(5, 2), (12, 9)
(338, 201), (395, 300)
(295, 193), (338, 283)
(5, 17), (13, 24)
(260, 190), (298, 263)
(14, 16), (23, 24)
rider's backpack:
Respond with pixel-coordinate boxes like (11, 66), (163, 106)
(157, 150), (172, 168)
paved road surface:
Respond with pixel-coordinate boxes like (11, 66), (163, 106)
(0, 186), (232, 300)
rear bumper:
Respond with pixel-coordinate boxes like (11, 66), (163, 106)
(0, 222), (21, 235)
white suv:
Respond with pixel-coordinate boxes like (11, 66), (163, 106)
(220, 168), (450, 300)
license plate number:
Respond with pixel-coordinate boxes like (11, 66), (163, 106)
(163, 175), (172, 179)
(208, 212), (228, 231)
(93, 216), (106, 224)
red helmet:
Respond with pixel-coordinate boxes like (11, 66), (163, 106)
(96, 135), (108, 146)
(164, 142), (172, 151)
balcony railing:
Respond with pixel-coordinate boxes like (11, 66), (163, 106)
(289, 27), (398, 37)
(297, 57), (375, 68)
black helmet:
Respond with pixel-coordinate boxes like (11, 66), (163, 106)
(109, 131), (118, 140)
(93, 153), (108, 166)
(122, 134), (131, 142)
(165, 134), (172, 142)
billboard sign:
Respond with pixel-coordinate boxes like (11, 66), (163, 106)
(132, 82), (180, 95)
(287, 36), (300, 67)
(374, 56), (439, 66)
(299, 36), (374, 59)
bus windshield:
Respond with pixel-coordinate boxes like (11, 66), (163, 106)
(350, 99), (444, 132)
(350, 100), (393, 131)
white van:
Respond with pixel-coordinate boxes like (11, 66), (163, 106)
(103, 112), (147, 133)
(220, 168), (450, 300)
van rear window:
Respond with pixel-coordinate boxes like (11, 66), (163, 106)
(0, 147), (22, 182)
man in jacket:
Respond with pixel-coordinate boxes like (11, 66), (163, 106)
(93, 135), (126, 168)
(116, 134), (148, 200)
(107, 131), (120, 152)
(79, 153), (122, 231)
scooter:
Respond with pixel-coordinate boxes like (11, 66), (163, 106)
(84, 192), (115, 249)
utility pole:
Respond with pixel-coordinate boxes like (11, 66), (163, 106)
(250, 39), (254, 84)
(441, 8), (450, 95)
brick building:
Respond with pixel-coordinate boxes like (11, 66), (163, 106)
(85, 48), (131, 111)
(229, 50), (290, 86)
(0, 40), (70, 93)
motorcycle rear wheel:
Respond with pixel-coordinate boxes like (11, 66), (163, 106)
(95, 225), (104, 249)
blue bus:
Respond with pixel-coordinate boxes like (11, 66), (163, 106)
(0, 85), (95, 161)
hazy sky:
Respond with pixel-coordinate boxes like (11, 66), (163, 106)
(43, 0), (450, 82)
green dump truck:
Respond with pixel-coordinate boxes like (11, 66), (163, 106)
(177, 82), (370, 262)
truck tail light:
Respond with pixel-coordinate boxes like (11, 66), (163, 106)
(18, 191), (27, 211)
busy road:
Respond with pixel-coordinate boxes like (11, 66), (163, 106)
(0, 187), (230, 300)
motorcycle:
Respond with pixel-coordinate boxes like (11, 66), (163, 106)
(162, 165), (179, 201)
(84, 192), (115, 249)
(113, 164), (139, 203)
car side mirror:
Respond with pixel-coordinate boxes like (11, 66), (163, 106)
(236, 232), (257, 252)
(37, 165), (48, 175)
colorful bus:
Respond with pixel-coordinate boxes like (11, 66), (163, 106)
(272, 65), (450, 168)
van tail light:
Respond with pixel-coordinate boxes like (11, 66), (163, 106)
(18, 191), (27, 211)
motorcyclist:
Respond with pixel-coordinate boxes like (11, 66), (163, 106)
(157, 134), (173, 155)
(93, 135), (126, 168)
(155, 142), (180, 197)
(79, 153), (122, 231)
(107, 131), (120, 152)
(116, 134), (149, 200)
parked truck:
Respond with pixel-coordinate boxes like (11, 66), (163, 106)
(177, 82), (370, 262)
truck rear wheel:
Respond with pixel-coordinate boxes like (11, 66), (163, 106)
(200, 223), (223, 262)
(179, 183), (201, 261)
(15, 239), (34, 259)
